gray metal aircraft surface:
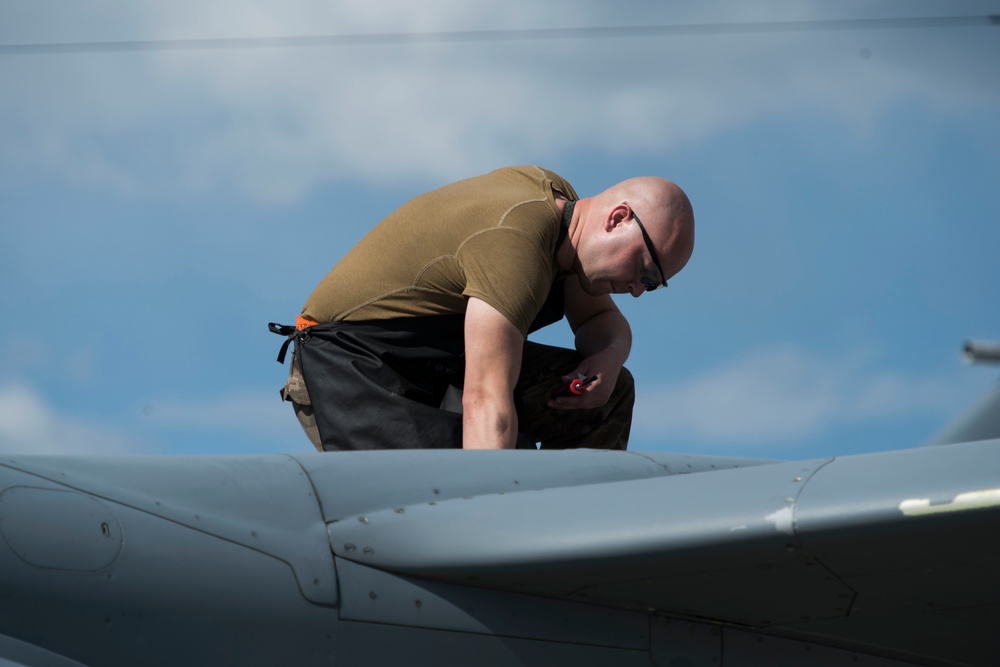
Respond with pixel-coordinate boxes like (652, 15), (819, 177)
(0, 348), (998, 666)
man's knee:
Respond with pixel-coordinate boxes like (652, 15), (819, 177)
(614, 366), (635, 405)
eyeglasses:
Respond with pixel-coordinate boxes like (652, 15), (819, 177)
(632, 211), (668, 292)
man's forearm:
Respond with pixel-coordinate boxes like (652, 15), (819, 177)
(462, 297), (525, 449)
(575, 310), (632, 364)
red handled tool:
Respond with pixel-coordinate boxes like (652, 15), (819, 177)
(553, 374), (598, 397)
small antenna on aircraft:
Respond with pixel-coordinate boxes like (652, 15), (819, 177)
(962, 340), (1000, 364)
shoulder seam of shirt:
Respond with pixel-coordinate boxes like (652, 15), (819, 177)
(498, 197), (549, 228)
(454, 224), (537, 260)
(411, 198), (553, 280)
(413, 254), (458, 285)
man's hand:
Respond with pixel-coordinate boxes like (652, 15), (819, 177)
(462, 297), (524, 449)
(547, 349), (623, 410)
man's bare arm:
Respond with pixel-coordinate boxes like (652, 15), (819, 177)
(551, 277), (632, 410)
(462, 297), (525, 449)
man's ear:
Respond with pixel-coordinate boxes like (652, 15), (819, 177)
(605, 203), (631, 231)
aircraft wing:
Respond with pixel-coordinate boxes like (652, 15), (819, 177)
(0, 443), (997, 666)
(315, 442), (1000, 665)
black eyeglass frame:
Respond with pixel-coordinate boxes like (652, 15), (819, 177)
(632, 211), (668, 292)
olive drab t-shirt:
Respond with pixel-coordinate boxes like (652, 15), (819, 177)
(301, 166), (577, 336)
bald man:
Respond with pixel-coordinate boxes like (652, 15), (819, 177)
(271, 165), (694, 451)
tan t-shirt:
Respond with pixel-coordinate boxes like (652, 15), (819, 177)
(302, 166), (577, 336)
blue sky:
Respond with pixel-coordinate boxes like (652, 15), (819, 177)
(1, 1), (998, 459)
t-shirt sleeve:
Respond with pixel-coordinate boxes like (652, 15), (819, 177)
(459, 227), (554, 336)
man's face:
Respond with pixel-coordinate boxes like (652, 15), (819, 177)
(576, 216), (665, 299)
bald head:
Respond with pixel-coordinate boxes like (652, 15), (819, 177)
(594, 176), (695, 281)
(565, 175), (695, 297)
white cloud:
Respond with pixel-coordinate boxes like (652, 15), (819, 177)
(0, 384), (296, 455)
(0, 384), (147, 455)
(142, 391), (296, 438)
(632, 347), (969, 443)
(1, 1), (996, 202)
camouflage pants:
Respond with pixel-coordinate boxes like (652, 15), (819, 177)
(280, 349), (323, 450)
(514, 342), (633, 451)
(279, 319), (632, 451)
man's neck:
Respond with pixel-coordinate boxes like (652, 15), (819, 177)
(556, 197), (587, 275)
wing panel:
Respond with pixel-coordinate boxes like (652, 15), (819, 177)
(796, 438), (1000, 575)
(0, 481), (340, 667)
(0, 455), (335, 605)
(0, 634), (90, 667)
(327, 457), (852, 624)
(293, 449), (775, 523)
(722, 627), (924, 666)
(335, 620), (654, 667)
(336, 557), (649, 649)
(778, 439), (1000, 665)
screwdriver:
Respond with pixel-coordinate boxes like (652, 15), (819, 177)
(554, 374), (598, 397)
